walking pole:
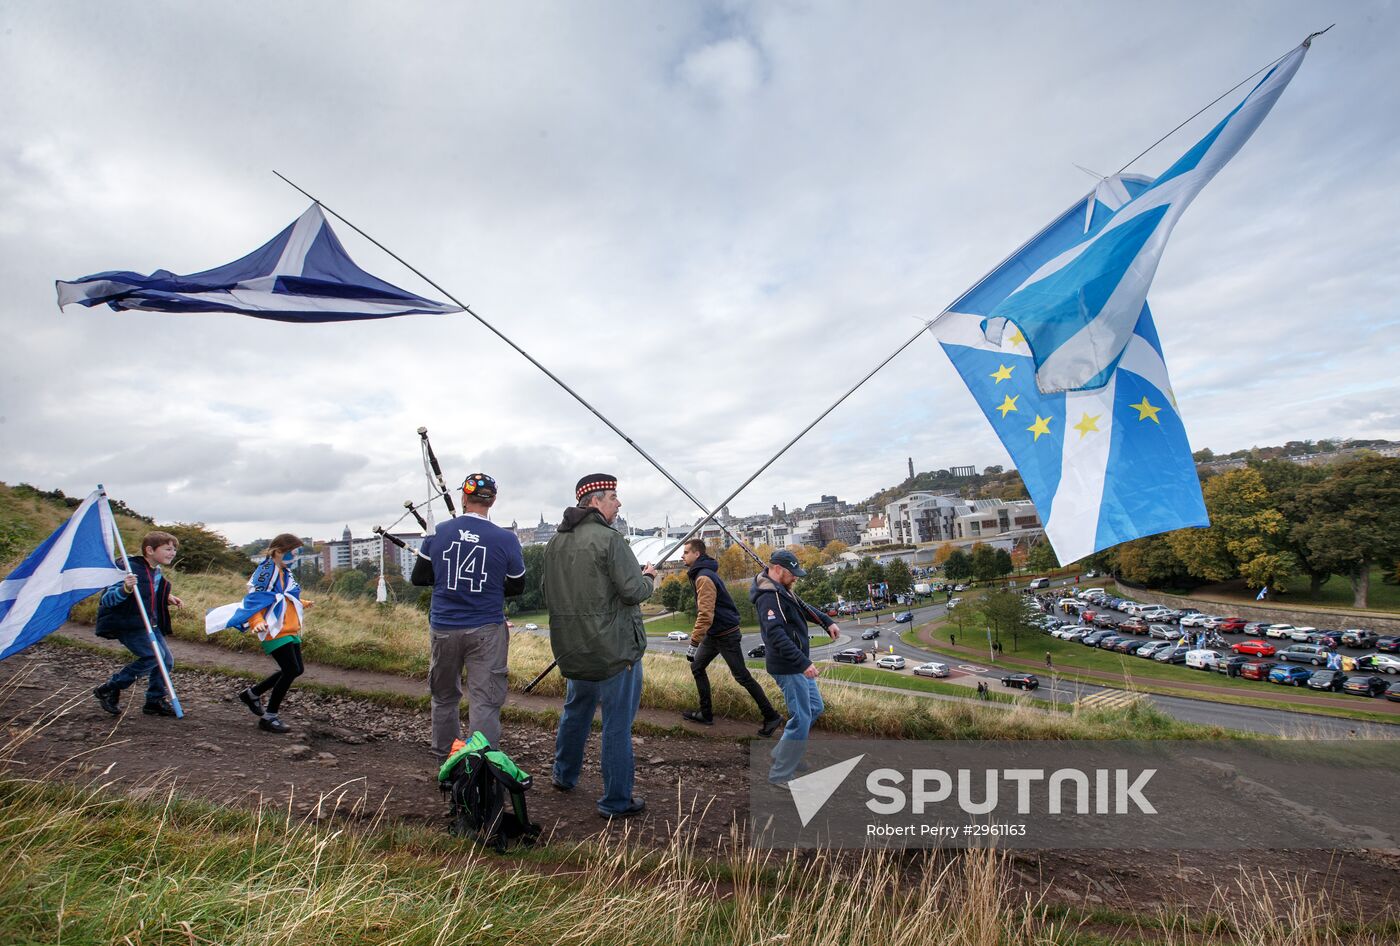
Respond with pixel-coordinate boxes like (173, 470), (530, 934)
(99, 486), (183, 719)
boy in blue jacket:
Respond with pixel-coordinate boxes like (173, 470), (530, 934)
(92, 531), (183, 717)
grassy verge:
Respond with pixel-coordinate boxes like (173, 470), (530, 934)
(815, 663), (1062, 711)
(1192, 567), (1400, 613)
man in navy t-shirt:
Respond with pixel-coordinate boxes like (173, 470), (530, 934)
(411, 473), (525, 757)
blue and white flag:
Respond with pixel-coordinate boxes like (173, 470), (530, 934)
(1255, 585), (1269, 601)
(56, 204), (462, 323)
(0, 491), (128, 660)
(934, 179), (1208, 563)
(968, 42), (1309, 394)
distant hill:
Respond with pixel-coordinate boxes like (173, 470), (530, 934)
(861, 467), (1027, 511)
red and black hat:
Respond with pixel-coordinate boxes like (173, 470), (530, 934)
(575, 473), (617, 502)
(461, 473), (497, 501)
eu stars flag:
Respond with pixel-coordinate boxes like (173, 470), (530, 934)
(0, 491), (128, 661)
(56, 204), (462, 323)
(934, 176), (1208, 563)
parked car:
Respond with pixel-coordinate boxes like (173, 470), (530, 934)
(1115, 639), (1147, 654)
(523, 623), (540, 631)
(1356, 654), (1400, 675)
(1148, 624), (1181, 641)
(666, 630), (690, 641)
(1028, 577), (1050, 589)
(1118, 617), (1148, 632)
(833, 648), (869, 664)
(1275, 644), (1331, 666)
(1268, 665), (1313, 687)
(1135, 641), (1169, 659)
(1341, 675), (1388, 698)
(1062, 629), (1091, 642)
(875, 654), (906, 670)
(1202, 615), (1236, 631)
(1185, 649), (1224, 670)
(1241, 621), (1273, 636)
(1239, 660), (1278, 681)
(913, 661), (949, 677)
(1154, 645), (1189, 665)
(946, 598), (963, 610)
(1373, 636), (1400, 654)
(747, 644), (766, 658)
(861, 628), (881, 640)
(1232, 639), (1277, 657)
(1000, 673), (1040, 691)
(1264, 624), (1297, 639)
(1306, 630), (1341, 649)
(1285, 626), (1319, 643)
(953, 584), (967, 592)
(1306, 669), (1346, 692)
(1387, 682), (1400, 703)
(1340, 629), (1379, 649)
(1214, 617), (1248, 633)
(893, 611), (914, 623)
(1093, 613), (1120, 629)
(1213, 654), (1252, 678)
(1179, 613), (1211, 628)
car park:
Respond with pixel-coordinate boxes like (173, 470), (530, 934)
(833, 648), (869, 664)
(893, 611), (914, 623)
(1341, 675), (1388, 698)
(666, 630), (689, 641)
(1001, 673), (1039, 691)
(1341, 629), (1379, 649)
(1268, 665), (1313, 687)
(913, 661), (949, 677)
(875, 654), (906, 670)
(1213, 654), (1251, 677)
(1232, 639), (1277, 657)
(1356, 654), (1400, 675)
(1305, 669), (1346, 692)
(1185, 649), (1224, 670)
(1239, 660), (1278, 681)
(1275, 644), (1330, 666)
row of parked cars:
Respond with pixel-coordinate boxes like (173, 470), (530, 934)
(1038, 613), (1400, 701)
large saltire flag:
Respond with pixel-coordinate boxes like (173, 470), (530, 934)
(933, 40), (1313, 563)
(973, 40), (1310, 395)
(56, 204), (462, 323)
(0, 491), (128, 660)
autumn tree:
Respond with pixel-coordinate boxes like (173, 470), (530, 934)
(821, 540), (849, 562)
(1166, 467), (1297, 591)
(717, 544), (751, 581)
(1115, 533), (1191, 588)
(1026, 540), (1060, 573)
(1289, 457), (1400, 608)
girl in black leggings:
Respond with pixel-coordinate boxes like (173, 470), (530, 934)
(234, 534), (312, 733)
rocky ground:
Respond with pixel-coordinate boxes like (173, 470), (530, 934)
(3, 639), (1398, 920)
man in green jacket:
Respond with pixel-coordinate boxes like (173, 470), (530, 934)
(543, 473), (656, 819)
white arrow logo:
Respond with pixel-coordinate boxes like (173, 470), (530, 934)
(787, 754), (865, 827)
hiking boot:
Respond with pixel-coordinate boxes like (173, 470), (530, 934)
(681, 710), (714, 726)
(93, 685), (121, 716)
(143, 699), (177, 717)
(758, 715), (785, 737)
(259, 714), (290, 734)
(598, 798), (645, 820)
(550, 779), (574, 793)
(237, 687), (265, 717)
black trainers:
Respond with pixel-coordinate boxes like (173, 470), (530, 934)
(758, 715), (785, 737)
(681, 710), (714, 726)
(598, 798), (646, 819)
(237, 687), (265, 717)
(143, 699), (177, 717)
(93, 686), (121, 716)
(258, 713), (290, 734)
(550, 779), (574, 793)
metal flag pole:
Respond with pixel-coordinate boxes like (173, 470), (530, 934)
(98, 485), (183, 718)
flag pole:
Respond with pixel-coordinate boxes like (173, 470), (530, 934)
(98, 485), (183, 718)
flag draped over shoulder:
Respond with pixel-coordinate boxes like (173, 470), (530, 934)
(0, 491), (128, 660)
(204, 558), (302, 639)
(56, 204), (462, 323)
(972, 42), (1309, 395)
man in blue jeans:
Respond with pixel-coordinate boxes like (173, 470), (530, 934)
(751, 549), (841, 784)
(92, 531), (183, 717)
(542, 473), (656, 818)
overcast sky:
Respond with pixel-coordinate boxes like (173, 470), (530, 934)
(2, 2), (1397, 544)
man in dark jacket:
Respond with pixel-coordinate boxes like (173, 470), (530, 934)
(751, 549), (840, 784)
(680, 539), (783, 735)
(92, 531), (184, 717)
(543, 473), (656, 819)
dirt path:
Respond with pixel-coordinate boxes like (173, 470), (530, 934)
(3, 635), (1398, 918)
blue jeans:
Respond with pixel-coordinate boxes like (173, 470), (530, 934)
(104, 628), (174, 704)
(553, 660), (644, 815)
(770, 672), (824, 783)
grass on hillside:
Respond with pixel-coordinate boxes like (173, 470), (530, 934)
(1191, 567), (1400, 614)
(800, 662), (1062, 710)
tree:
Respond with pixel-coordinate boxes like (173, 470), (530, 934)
(821, 540), (848, 562)
(885, 558), (913, 596)
(508, 545), (548, 614)
(656, 574), (688, 612)
(933, 543), (954, 566)
(841, 570), (868, 602)
(795, 572), (833, 606)
(330, 569), (368, 597)
(1115, 533), (1191, 587)
(970, 543), (999, 582)
(1289, 457), (1400, 608)
(982, 589), (1035, 652)
(1026, 541), (1060, 573)
(943, 549), (972, 582)
(792, 543), (825, 573)
(717, 544), (751, 581)
(992, 548), (1013, 579)
(857, 556), (886, 586)
(1166, 467), (1297, 591)
(161, 522), (251, 573)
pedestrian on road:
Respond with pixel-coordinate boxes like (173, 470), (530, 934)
(92, 531), (184, 718)
(680, 538), (783, 736)
(544, 473), (656, 819)
(753, 549), (841, 785)
(950, 633), (956, 647)
(1046, 651), (1053, 669)
(411, 473), (525, 757)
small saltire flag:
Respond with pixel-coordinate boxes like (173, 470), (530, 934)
(56, 204), (462, 323)
(0, 491), (128, 660)
(972, 40), (1310, 394)
(934, 178), (1208, 563)
(1256, 585), (1269, 601)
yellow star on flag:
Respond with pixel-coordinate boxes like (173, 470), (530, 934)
(1027, 415), (1052, 441)
(1073, 413), (1101, 439)
(1130, 396), (1162, 424)
(990, 364), (1013, 384)
(996, 394), (1020, 417)
(1008, 329), (1026, 347)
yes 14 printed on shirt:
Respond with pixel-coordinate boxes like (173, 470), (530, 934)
(419, 514), (525, 629)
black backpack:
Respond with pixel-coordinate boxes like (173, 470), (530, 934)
(438, 732), (541, 852)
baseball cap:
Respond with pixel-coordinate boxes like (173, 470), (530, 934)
(461, 473), (497, 501)
(769, 548), (807, 577)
